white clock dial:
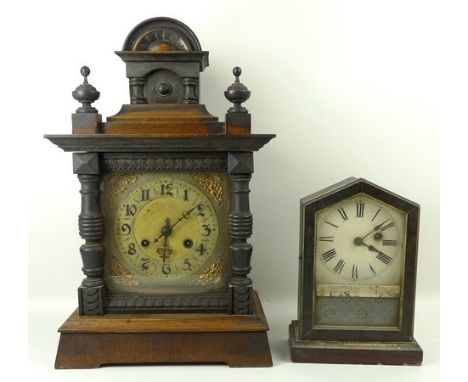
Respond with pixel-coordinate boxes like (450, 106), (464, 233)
(315, 193), (406, 284)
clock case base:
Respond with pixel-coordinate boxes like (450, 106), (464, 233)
(55, 291), (272, 368)
(288, 321), (422, 365)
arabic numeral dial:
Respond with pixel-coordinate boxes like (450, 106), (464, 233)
(114, 176), (220, 279)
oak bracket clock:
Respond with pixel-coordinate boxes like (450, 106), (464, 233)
(45, 17), (275, 368)
(289, 177), (423, 365)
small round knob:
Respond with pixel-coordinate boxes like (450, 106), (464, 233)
(224, 66), (250, 113)
(72, 66), (100, 113)
(233, 66), (242, 79)
(80, 66), (90, 79)
(157, 82), (172, 97)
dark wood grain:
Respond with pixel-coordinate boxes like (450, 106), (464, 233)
(76, 172), (105, 315)
(298, 178), (421, 343)
(225, 112), (251, 135)
(103, 104), (224, 135)
(289, 321), (422, 365)
(72, 113), (102, 134)
(55, 291), (272, 368)
(60, 291), (268, 333)
(56, 331), (272, 368)
(44, 134), (276, 152)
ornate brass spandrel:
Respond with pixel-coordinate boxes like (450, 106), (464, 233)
(111, 276), (140, 286)
(193, 173), (223, 206)
(109, 255), (131, 276)
(107, 256), (140, 286)
(107, 173), (140, 203)
(190, 258), (223, 286)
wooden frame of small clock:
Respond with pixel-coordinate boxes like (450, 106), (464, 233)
(289, 178), (423, 365)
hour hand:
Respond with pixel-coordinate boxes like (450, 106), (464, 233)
(366, 244), (381, 254)
(354, 237), (382, 253)
(354, 238), (392, 263)
(154, 218), (172, 243)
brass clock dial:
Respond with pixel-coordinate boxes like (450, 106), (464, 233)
(102, 171), (231, 295)
(115, 177), (219, 278)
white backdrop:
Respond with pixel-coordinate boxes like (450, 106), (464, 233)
(11, 0), (445, 381)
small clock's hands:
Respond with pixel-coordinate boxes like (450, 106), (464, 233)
(361, 219), (391, 240)
(354, 237), (390, 257)
(153, 204), (200, 243)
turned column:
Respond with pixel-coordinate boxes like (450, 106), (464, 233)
(228, 152), (254, 314)
(182, 77), (199, 104)
(129, 77), (147, 104)
(73, 153), (105, 315)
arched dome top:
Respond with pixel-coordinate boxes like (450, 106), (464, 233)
(122, 17), (202, 52)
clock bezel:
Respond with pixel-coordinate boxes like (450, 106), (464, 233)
(100, 151), (232, 313)
(298, 177), (420, 342)
(104, 171), (229, 287)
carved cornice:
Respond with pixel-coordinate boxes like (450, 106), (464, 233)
(44, 134), (276, 152)
(102, 158), (227, 171)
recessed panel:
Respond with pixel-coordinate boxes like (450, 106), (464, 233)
(315, 296), (400, 327)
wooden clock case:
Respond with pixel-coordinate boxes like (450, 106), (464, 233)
(45, 17), (274, 368)
(289, 177), (423, 365)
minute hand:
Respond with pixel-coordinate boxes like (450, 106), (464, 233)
(361, 219), (390, 240)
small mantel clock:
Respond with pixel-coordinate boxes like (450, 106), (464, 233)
(45, 17), (274, 368)
(289, 177), (423, 365)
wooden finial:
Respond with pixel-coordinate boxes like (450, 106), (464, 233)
(72, 66), (100, 113)
(233, 66), (242, 81)
(80, 66), (90, 83)
(224, 66), (250, 113)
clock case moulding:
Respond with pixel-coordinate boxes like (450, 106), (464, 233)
(45, 16), (275, 368)
(289, 177), (423, 365)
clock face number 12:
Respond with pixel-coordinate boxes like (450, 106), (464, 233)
(316, 194), (406, 282)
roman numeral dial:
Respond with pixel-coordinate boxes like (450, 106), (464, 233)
(333, 259), (345, 274)
(337, 207), (348, 221)
(322, 249), (337, 262)
(356, 201), (365, 218)
(315, 193), (405, 282)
